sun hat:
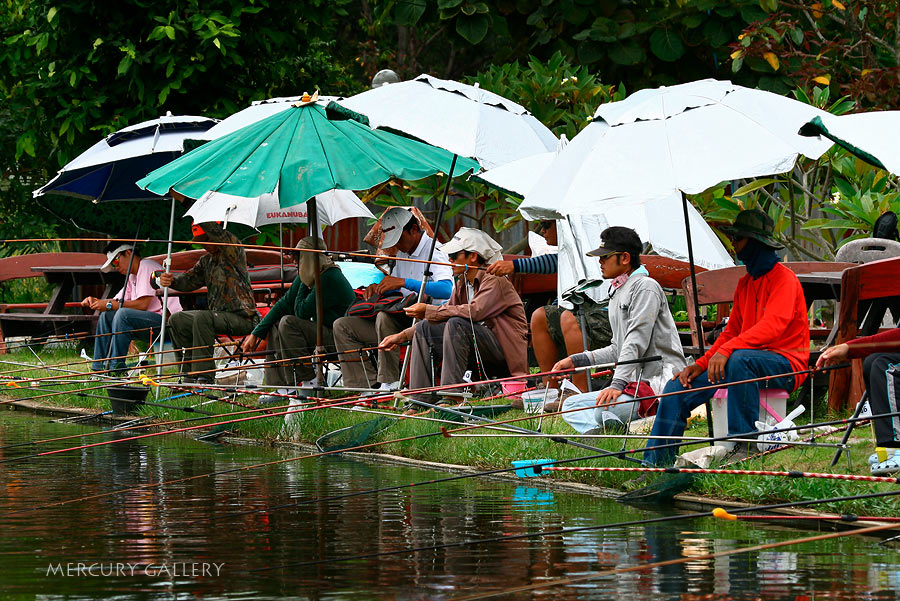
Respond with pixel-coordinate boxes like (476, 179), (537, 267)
(100, 244), (134, 273)
(380, 207), (417, 249)
(439, 227), (503, 264)
(720, 208), (783, 249)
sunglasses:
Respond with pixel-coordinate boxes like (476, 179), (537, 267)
(594, 251), (623, 261)
(538, 221), (554, 231)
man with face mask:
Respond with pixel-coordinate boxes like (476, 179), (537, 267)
(643, 209), (810, 466)
(241, 237), (356, 404)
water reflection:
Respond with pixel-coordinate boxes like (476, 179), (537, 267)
(0, 411), (898, 600)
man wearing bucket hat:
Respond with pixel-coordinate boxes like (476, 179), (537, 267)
(82, 242), (182, 375)
(241, 237), (356, 404)
(551, 227), (686, 435)
(644, 208), (810, 466)
(334, 207), (453, 392)
(379, 227), (527, 400)
(159, 222), (260, 384)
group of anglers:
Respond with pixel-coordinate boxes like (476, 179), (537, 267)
(82, 207), (900, 475)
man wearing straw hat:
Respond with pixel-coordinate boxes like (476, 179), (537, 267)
(159, 221), (260, 384)
(83, 242), (182, 376)
(334, 207), (453, 392)
(379, 227), (527, 401)
(643, 209), (810, 466)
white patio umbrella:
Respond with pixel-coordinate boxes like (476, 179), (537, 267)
(475, 148), (733, 271)
(330, 74), (559, 381)
(185, 187), (374, 228)
(799, 111), (900, 174)
(521, 79), (833, 219)
(332, 74), (557, 170)
(519, 79), (834, 351)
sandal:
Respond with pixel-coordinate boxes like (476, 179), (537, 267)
(870, 450), (900, 476)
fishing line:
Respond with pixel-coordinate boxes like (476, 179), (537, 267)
(247, 488), (900, 574)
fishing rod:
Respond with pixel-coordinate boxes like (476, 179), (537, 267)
(2, 237), (483, 271)
(445, 431), (844, 448)
(212, 409), (893, 524)
(247, 488), (900, 574)
(715, 510), (900, 523)
(72, 390), (218, 416)
(527, 465), (900, 484)
(451, 519), (900, 600)
(4, 383), (893, 520)
(0, 362), (857, 463)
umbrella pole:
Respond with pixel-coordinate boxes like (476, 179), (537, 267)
(279, 223), (285, 297)
(156, 197), (176, 396)
(680, 191), (714, 442)
(398, 155), (459, 387)
(308, 198), (325, 386)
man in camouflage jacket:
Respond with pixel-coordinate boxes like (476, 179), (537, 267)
(160, 222), (260, 383)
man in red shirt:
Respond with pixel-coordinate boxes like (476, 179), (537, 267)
(644, 209), (810, 466)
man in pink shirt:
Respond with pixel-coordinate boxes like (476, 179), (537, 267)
(82, 243), (182, 375)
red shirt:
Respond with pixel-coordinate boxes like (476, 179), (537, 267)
(695, 262), (810, 388)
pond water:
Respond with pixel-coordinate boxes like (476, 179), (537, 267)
(0, 409), (899, 600)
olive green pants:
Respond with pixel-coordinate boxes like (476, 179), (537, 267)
(168, 310), (256, 377)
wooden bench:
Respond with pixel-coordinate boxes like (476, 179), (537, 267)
(0, 252), (112, 352)
(681, 261), (855, 357)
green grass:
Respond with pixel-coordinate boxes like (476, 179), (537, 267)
(1, 345), (897, 516)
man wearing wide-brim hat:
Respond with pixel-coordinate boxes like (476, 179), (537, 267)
(644, 208), (811, 466)
(379, 227), (528, 399)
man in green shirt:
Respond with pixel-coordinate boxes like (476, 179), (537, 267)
(241, 237), (356, 403)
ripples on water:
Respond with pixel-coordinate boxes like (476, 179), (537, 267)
(0, 410), (898, 600)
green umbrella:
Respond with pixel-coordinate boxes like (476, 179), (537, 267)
(136, 100), (478, 206)
(136, 97), (478, 387)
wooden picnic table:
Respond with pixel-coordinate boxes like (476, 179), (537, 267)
(0, 264), (122, 343)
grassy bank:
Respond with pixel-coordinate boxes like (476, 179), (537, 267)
(1, 346), (897, 517)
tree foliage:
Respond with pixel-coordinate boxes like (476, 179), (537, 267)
(730, 0), (900, 107)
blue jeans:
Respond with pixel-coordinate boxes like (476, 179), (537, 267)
(92, 308), (164, 372)
(562, 391), (640, 434)
(643, 349), (795, 466)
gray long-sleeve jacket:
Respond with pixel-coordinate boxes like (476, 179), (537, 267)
(570, 271), (686, 390)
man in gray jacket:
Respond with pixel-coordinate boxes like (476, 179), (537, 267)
(551, 227), (686, 433)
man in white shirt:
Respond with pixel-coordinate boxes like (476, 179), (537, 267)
(334, 207), (453, 390)
(82, 243), (182, 375)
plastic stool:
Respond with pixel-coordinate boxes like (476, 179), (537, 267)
(711, 388), (788, 441)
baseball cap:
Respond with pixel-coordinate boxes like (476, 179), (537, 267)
(380, 207), (416, 249)
(439, 227), (503, 264)
(101, 244), (134, 273)
(586, 226), (642, 258)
